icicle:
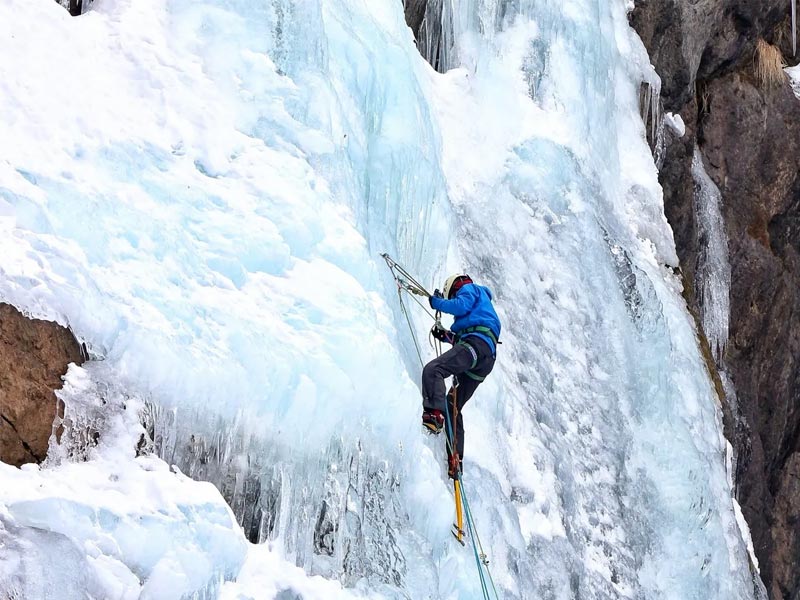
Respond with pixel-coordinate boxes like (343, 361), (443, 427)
(691, 146), (731, 364)
(413, 0), (543, 73)
(650, 83), (661, 143)
(638, 80), (662, 155)
(417, 0), (457, 73)
(653, 116), (667, 170)
(639, 83), (651, 134)
(440, 0), (456, 71)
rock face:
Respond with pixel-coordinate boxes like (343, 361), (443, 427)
(403, 0), (427, 41)
(0, 303), (84, 466)
(402, 0), (447, 71)
(631, 2), (800, 598)
(631, 0), (790, 111)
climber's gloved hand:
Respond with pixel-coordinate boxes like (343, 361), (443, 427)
(431, 324), (454, 345)
(429, 288), (444, 308)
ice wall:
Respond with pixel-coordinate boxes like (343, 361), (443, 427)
(0, 364), (248, 600)
(0, 0), (451, 593)
(0, 0), (759, 598)
(423, 1), (756, 597)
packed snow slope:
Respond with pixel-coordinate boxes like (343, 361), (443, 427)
(0, 0), (761, 598)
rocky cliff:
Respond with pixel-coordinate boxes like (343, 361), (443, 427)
(0, 303), (84, 466)
(630, 2), (800, 598)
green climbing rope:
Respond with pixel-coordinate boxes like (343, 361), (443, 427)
(382, 253), (438, 366)
(443, 407), (500, 600)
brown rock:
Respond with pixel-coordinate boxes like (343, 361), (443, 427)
(0, 303), (84, 466)
(630, 0), (789, 110)
(704, 71), (800, 599)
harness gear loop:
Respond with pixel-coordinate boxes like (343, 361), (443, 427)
(456, 341), (479, 369)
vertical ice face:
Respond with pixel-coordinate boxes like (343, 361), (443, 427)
(424, 0), (755, 597)
(691, 146), (731, 363)
(0, 0), (758, 598)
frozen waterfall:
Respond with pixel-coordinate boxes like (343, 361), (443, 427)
(0, 0), (760, 598)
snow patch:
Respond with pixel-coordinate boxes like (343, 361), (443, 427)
(787, 64), (800, 99)
(664, 112), (686, 137)
(0, 456), (247, 599)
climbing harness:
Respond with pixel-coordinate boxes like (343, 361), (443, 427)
(381, 253), (500, 600)
(456, 326), (500, 381)
(457, 325), (499, 347)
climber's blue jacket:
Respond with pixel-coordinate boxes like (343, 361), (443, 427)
(430, 283), (501, 354)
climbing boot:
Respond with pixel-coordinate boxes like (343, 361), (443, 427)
(422, 409), (444, 434)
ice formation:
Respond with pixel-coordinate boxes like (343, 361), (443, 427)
(0, 0), (760, 598)
(691, 146), (732, 363)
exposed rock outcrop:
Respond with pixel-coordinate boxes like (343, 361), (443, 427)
(54, 0), (90, 16)
(630, 0), (789, 111)
(403, 0), (428, 41)
(631, 2), (800, 598)
(403, 0), (448, 71)
(0, 303), (84, 466)
(707, 70), (800, 600)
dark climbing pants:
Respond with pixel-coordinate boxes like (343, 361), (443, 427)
(421, 336), (495, 458)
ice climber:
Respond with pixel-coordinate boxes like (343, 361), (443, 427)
(422, 273), (500, 478)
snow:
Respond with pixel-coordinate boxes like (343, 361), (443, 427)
(787, 64), (800, 99)
(1, 366), (367, 600)
(0, 363), (245, 599)
(0, 0), (760, 598)
(221, 544), (368, 600)
(664, 112), (686, 137)
(0, 454), (369, 600)
(0, 452), (247, 599)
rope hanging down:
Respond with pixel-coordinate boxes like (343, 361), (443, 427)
(381, 253), (439, 366)
(381, 253), (500, 600)
(443, 406), (499, 600)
